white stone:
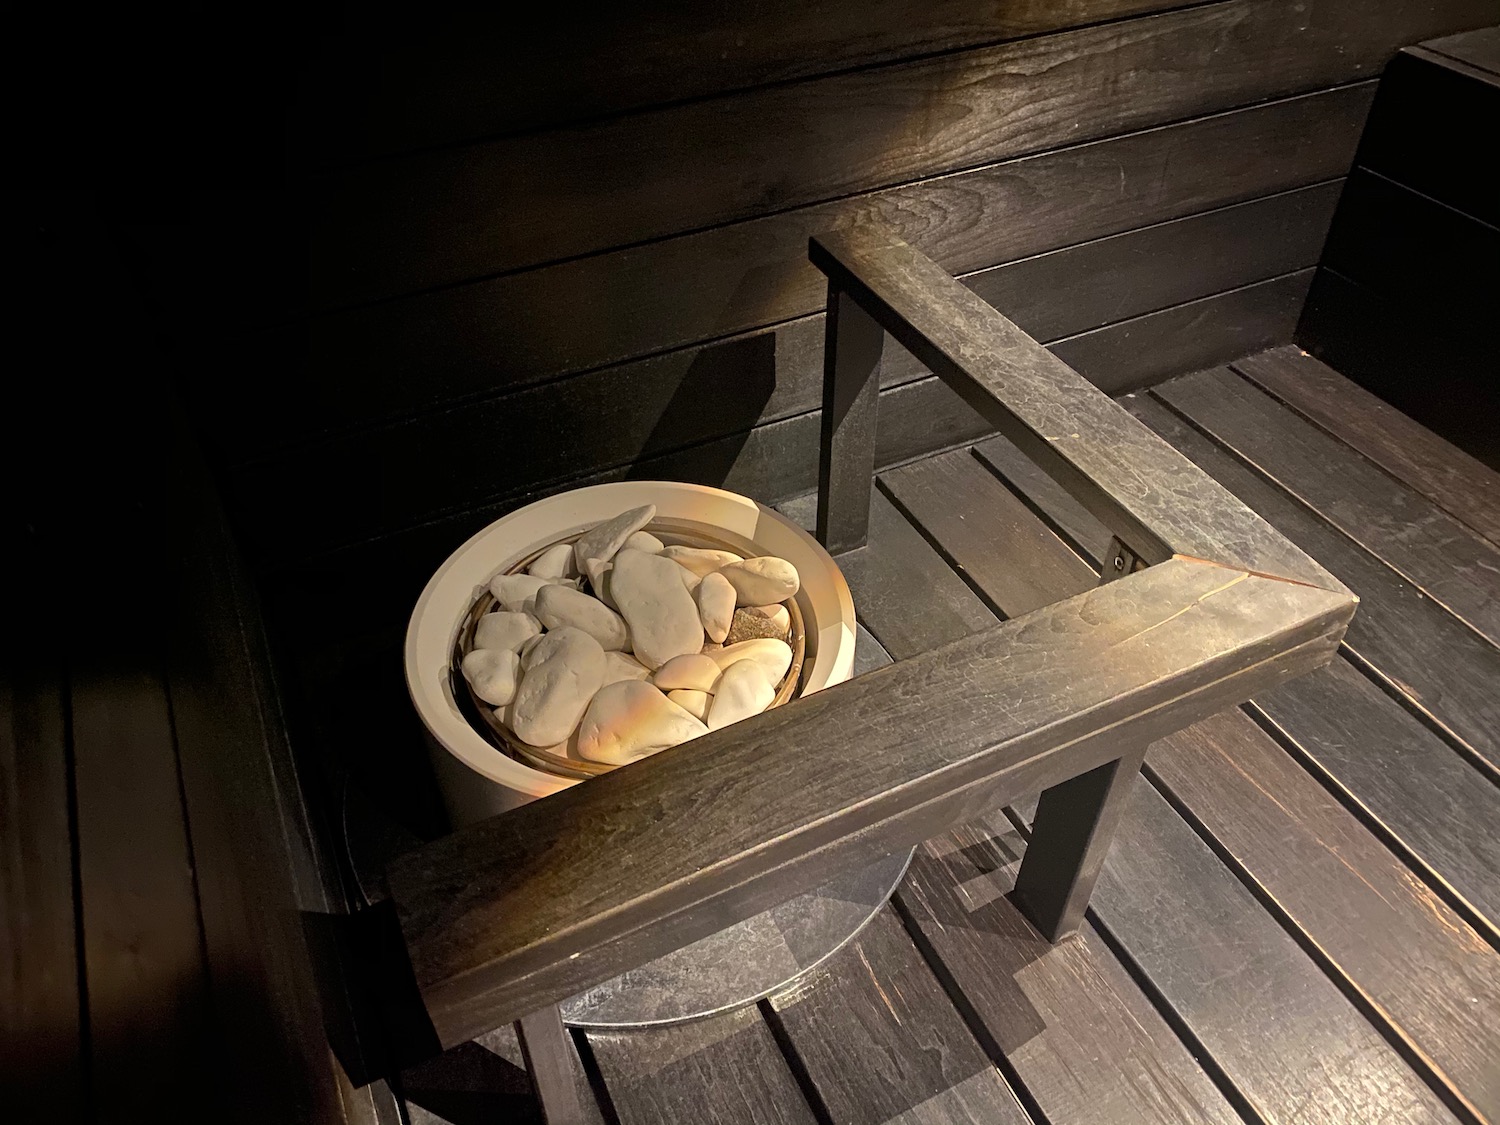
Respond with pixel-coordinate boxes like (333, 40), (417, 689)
(519, 633), (546, 668)
(601, 650), (652, 687)
(660, 545), (743, 578)
(527, 541), (577, 579)
(652, 652), (722, 693)
(719, 557), (800, 606)
(576, 680), (707, 765)
(534, 584), (630, 651)
(572, 504), (656, 570)
(473, 610), (541, 654)
(610, 548), (705, 669)
(667, 689), (712, 722)
(460, 648), (520, 707)
(489, 572), (573, 613)
(710, 638), (793, 686)
(623, 530), (664, 554)
(696, 571), (735, 644)
(508, 627), (605, 747)
(706, 661), (775, 730)
(582, 557), (617, 609)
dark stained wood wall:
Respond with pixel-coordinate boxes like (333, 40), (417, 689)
(128, 1), (1492, 581)
(1297, 26), (1500, 468)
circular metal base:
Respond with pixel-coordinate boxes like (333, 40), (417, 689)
(560, 848), (913, 1029)
(343, 783), (911, 1031)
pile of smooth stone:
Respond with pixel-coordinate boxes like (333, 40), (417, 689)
(460, 504), (801, 767)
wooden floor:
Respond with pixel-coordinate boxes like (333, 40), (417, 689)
(396, 346), (1500, 1125)
(14, 338), (1493, 1122)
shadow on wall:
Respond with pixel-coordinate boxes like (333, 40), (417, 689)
(624, 322), (779, 488)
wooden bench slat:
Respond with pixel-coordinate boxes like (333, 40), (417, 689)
(1251, 659), (1500, 942)
(892, 430), (1499, 1119)
(784, 487), (1245, 1125)
(585, 1007), (818, 1125)
(1128, 386), (1500, 779)
(1232, 346), (1500, 549)
(1156, 367), (1500, 649)
(882, 449), (1107, 619)
(766, 906), (1031, 1124)
(779, 490), (994, 659)
(1149, 708), (1500, 1120)
(977, 408), (1500, 939)
(1090, 781), (1457, 1123)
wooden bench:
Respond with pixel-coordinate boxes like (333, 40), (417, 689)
(375, 229), (1356, 1121)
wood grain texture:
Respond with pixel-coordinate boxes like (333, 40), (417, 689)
(1087, 780), (1459, 1124)
(0, 552), (82, 1121)
(160, 421), (358, 1121)
(766, 906), (1029, 1124)
(1232, 346), (1500, 548)
(585, 1006), (819, 1125)
(70, 653), (213, 1116)
(1251, 658), (1500, 941)
(881, 416), (1484, 1119)
(964, 181), (1339, 347)
(1049, 269), (1311, 393)
(781, 490), (996, 659)
(802, 477), (1242, 1125)
(880, 448), (1098, 618)
(16, 187), (353, 1122)
(238, 269), (1314, 569)
(303, 0), (1475, 306)
(811, 228), (1339, 588)
(1156, 368), (1500, 649)
(1148, 708), (1500, 1121)
(971, 434), (1115, 568)
(298, 0), (1192, 165)
(227, 191), (1331, 564)
(401, 1023), (606, 1125)
(224, 84), (1371, 460)
(388, 560), (1351, 1045)
(896, 821), (1242, 1125)
(976, 397), (1500, 939)
(226, 180), (1338, 467)
(1131, 385), (1500, 776)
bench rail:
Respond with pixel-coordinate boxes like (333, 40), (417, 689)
(383, 229), (1357, 1053)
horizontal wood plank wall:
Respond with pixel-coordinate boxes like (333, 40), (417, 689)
(297, 0), (1190, 166)
(302, 0), (1486, 308)
(1297, 28), (1500, 468)
(191, 0), (1490, 571)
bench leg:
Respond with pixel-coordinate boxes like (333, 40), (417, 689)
(1012, 745), (1148, 941)
(817, 284), (884, 554)
(514, 1004), (586, 1125)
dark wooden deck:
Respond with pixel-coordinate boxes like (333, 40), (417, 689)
(395, 346), (1500, 1125)
(10, 342), (1500, 1123)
